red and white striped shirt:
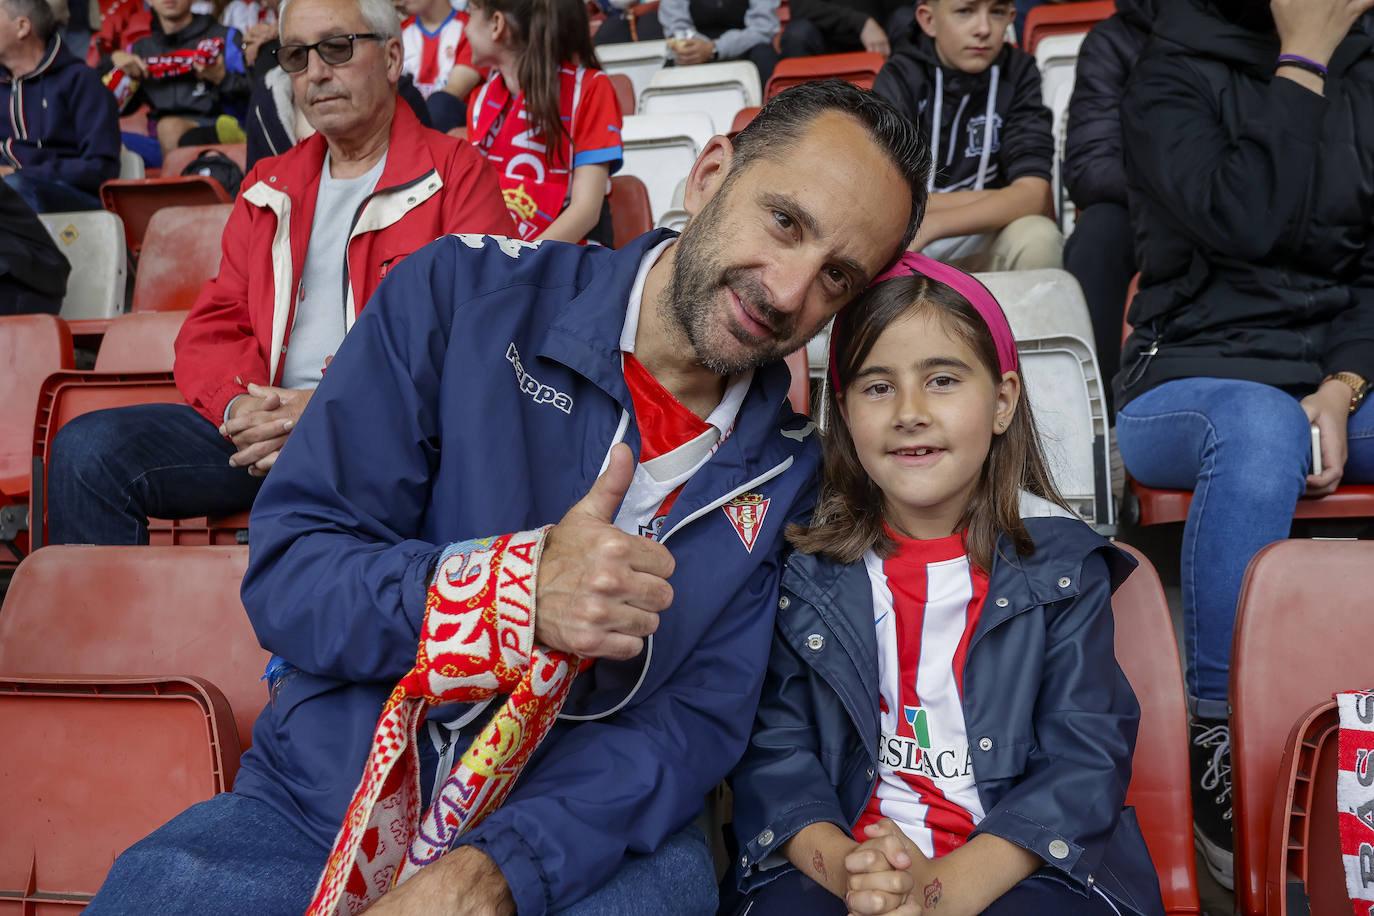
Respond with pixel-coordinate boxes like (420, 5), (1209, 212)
(855, 530), (988, 858)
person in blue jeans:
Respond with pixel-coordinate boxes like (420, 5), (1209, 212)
(1115, 0), (1374, 892)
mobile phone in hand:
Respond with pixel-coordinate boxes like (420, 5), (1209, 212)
(1311, 424), (1323, 475)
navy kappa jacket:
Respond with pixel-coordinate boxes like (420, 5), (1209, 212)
(1, 36), (120, 193)
(236, 230), (822, 915)
(728, 517), (1165, 916)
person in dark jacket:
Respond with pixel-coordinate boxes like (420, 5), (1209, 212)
(874, 0), (1061, 271)
(103, 0), (252, 159)
(0, 177), (69, 312)
(779, 0), (913, 59)
(1061, 0), (1154, 411)
(721, 257), (1164, 916)
(1116, 0), (1374, 891)
(0, 0), (121, 211)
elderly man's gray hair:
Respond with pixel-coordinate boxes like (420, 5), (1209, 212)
(278, 0), (401, 44)
(0, 0), (66, 41)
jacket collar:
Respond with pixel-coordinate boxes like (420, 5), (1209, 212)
(1, 33), (64, 82)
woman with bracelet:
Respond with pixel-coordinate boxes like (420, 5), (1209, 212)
(1116, 0), (1374, 892)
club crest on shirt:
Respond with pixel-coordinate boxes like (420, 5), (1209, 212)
(723, 493), (770, 552)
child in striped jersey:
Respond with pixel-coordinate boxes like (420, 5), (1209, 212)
(723, 253), (1165, 916)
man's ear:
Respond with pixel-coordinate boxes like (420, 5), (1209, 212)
(384, 36), (404, 83)
(915, 2), (937, 38)
(682, 134), (734, 217)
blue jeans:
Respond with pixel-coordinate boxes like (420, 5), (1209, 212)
(1116, 378), (1374, 708)
(3, 171), (102, 212)
(88, 791), (718, 914)
(47, 403), (264, 545)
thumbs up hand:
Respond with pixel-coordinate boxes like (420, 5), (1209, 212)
(535, 444), (676, 659)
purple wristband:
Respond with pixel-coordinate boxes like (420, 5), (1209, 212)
(1277, 53), (1329, 78)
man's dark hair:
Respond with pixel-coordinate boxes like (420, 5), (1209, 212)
(730, 79), (931, 255)
(2, 0), (60, 41)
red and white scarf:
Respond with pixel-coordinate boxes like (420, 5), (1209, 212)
(1337, 688), (1374, 916)
(306, 527), (579, 915)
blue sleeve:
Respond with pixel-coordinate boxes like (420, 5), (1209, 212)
(26, 70), (121, 192)
(571, 143), (621, 172)
(240, 244), (460, 683)
(461, 484), (819, 916)
(711, 0), (779, 61)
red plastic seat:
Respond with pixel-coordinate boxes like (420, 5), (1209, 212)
(1265, 700), (1349, 916)
(1111, 544), (1201, 914)
(0, 544), (268, 753)
(0, 315), (74, 559)
(100, 176), (232, 258)
(0, 676), (240, 911)
(159, 142), (248, 180)
(1230, 539), (1374, 915)
(764, 51), (885, 99)
(608, 71), (635, 115)
(608, 174), (653, 248)
(1022, 0), (1114, 54)
(132, 204), (232, 312)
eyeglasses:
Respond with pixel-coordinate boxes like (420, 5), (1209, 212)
(274, 33), (383, 73)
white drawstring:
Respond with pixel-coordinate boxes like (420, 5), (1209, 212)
(975, 64), (999, 190)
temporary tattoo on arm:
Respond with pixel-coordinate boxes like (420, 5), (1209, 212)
(812, 849), (828, 880)
(923, 877), (942, 908)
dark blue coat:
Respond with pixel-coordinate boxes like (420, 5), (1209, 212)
(728, 517), (1165, 916)
(1, 36), (120, 194)
(236, 230), (823, 915)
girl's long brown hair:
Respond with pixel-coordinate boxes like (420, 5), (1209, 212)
(472, 0), (600, 168)
(788, 274), (1071, 573)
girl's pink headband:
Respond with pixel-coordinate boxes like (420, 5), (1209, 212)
(828, 252), (1019, 391)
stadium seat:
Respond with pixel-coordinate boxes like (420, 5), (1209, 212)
(131, 203), (232, 312)
(729, 105), (759, 137)
(159, 142), (248, 181)
(639, 60), (762, 135)
(1265, 699), (1348, 916)
(1022, 0), (1114, 54)
(619, 111), (715, 223)
(1120, 276), (1374, 525)
(0, 544), (267, 754)
(1111, 543), (1202, 915)
(0, 314), (74, 558)
(764, 51), (884, 99)
(977, 269), (1112, 527)
(36, 208), (128, 322)
(0, 676), (240, 912)
(100, 175), (232, 258)
(118, 144), (146, 179)
(597, 39), (669, 109)
(91, 309), (189, 372)
(608, 174), (653, 248)
(1230, 539), (1374, 916)
(608, 70), (636, 115)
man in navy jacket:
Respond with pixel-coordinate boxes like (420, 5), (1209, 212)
(87, 80), (931, 915)
(0, 0), (120, 211)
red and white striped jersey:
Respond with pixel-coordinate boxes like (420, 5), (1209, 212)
(854, 531), (989, 858)
(401, 10), (469, 98)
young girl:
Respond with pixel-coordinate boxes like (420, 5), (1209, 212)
(722, 253), (1165, 916)
(464, 0), (622, 244)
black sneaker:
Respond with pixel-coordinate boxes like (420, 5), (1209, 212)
(1189, 716), (1234, 890)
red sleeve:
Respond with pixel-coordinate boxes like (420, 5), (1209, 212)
(570, 69), (623, 172)
(173, 178), (272, 427)
(439, 139), (517, 237)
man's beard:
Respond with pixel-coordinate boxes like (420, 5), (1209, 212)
(663, 189), (804, 375)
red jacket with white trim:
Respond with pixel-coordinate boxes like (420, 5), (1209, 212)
(173, 100), (514, 426)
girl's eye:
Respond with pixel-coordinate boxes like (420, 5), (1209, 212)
(863, 381), (893, 397)
(929, 374), (958, 389)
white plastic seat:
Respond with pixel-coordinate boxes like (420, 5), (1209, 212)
(619, 112), (715, 223)
(38, 209), (128, 321)
(656, 208), (690, 232)
(118, 145), (145, 180)
(597, 40), (669, 109)
(1036, 32), (1085, 113)
(638, 61), (761, 135)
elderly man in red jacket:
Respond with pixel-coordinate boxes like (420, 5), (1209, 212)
(47, 0), (513, 545)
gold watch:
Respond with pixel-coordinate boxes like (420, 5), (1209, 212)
(1324, 371), (1370, 414)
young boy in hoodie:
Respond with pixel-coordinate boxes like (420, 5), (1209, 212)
(105, 0), (250, 161)
(874, 0), (1060, 270)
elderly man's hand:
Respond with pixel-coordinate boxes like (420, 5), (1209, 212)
(672, 36), (715, 66)
(242, 23), (277, 68)
(221, 382), (315, 477)
(535, 443), (674, 659)
(360, 846), (515, 916)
